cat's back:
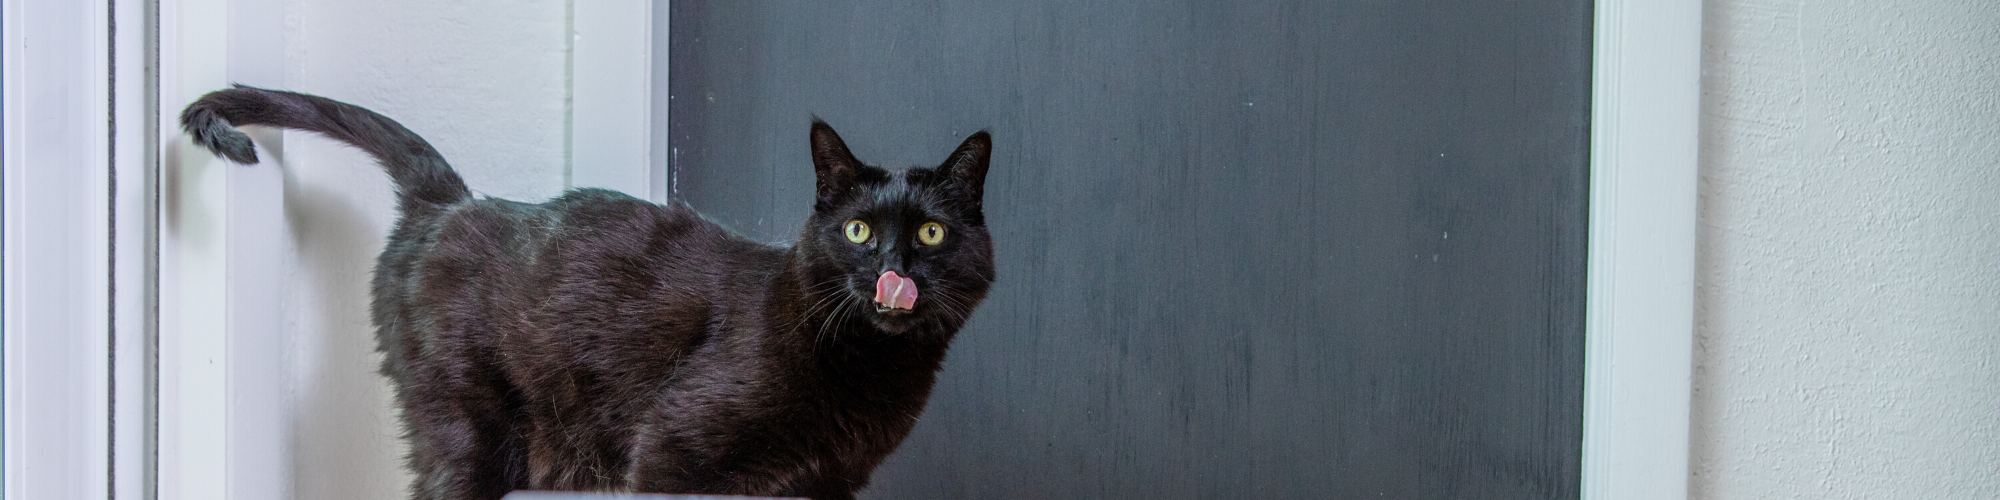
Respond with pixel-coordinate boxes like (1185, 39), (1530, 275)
(379, 188), (780, 348)
(441, 188), (778, 295)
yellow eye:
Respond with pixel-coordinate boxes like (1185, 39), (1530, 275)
(843, 220), (871, 243)
(917, 222), (946, 246)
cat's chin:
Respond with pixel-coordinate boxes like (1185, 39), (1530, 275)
(865, 306), (921, 335)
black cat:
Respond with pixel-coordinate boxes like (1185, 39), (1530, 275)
(181, 85), (995, 500)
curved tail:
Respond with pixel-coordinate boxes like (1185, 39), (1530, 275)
(180, 85), (472, 207)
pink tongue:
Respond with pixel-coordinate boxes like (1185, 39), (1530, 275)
(873, 271), (919, 310)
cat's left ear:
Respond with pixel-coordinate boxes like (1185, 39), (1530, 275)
(938, 131), (991, 205)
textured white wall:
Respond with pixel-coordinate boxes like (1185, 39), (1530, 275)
(274, 1), (568, 498)
(1693, 0), (2000, 498)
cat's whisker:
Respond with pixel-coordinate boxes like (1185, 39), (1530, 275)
(936, 288), (979, 325)
(820, 293), (859, 346)
(792, 283), (846, 335)
(920, 280), (971, 321)
(816, 291), (847, 344)
(791, 276), (856, 337)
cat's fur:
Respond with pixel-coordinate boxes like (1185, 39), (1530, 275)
(181, 86), (995, 500)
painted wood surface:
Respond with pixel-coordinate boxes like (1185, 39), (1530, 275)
(668, 2), (1590, 498)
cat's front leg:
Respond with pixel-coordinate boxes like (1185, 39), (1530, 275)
(396, 358), (528, 500)
(625, 423), (815, 498)
(623, 416), (707, 494)
(403, 408), (525, 500)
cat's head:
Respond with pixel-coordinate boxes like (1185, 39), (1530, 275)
(798, 121), (996, 337)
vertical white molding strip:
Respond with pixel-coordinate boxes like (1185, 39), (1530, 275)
(111, 0), (161, 497)
(1581, 0), (1701, 499)
(161, 0), (292, 496)
(221, 0), (291, 497)
(570, 0), (655, 199)
(2, 0), (13, 489)
(161, 0), (293, 498)
(4, 2), (23, 496)
(3, 0), (115, 498)
(158, 0), (231, 497)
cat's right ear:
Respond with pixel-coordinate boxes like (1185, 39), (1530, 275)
(811, 120), (861, 209)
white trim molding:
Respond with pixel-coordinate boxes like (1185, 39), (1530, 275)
(1582, 0), (1701, 499)
(568, 0), (657, 202)
(157, 0), (303, 498)
(3, 0), (157, 496)
(110, 0), (162, 497)
(156, 0), (234, 497)
(2, 1), (113, 497)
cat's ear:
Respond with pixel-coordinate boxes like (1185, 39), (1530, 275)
(811, 120), (862, 209)
(938, 131), (991, 205)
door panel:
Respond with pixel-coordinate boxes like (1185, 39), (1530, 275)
(669, 2), (1590, 498)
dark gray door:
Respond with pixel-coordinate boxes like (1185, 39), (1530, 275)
(668, 2), (1590, 498)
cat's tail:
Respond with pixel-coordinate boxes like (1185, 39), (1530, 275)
(180, 84), (472, 207)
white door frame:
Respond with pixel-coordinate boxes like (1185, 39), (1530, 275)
(2, 0), (156, 497)
(569, 0), (659, 202)
(3, 0), (1694, 497)
(1582, 0), (1701, 498)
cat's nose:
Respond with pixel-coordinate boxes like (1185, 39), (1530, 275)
(877, 262), (905, 277)
(877, 250), (906, 276)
